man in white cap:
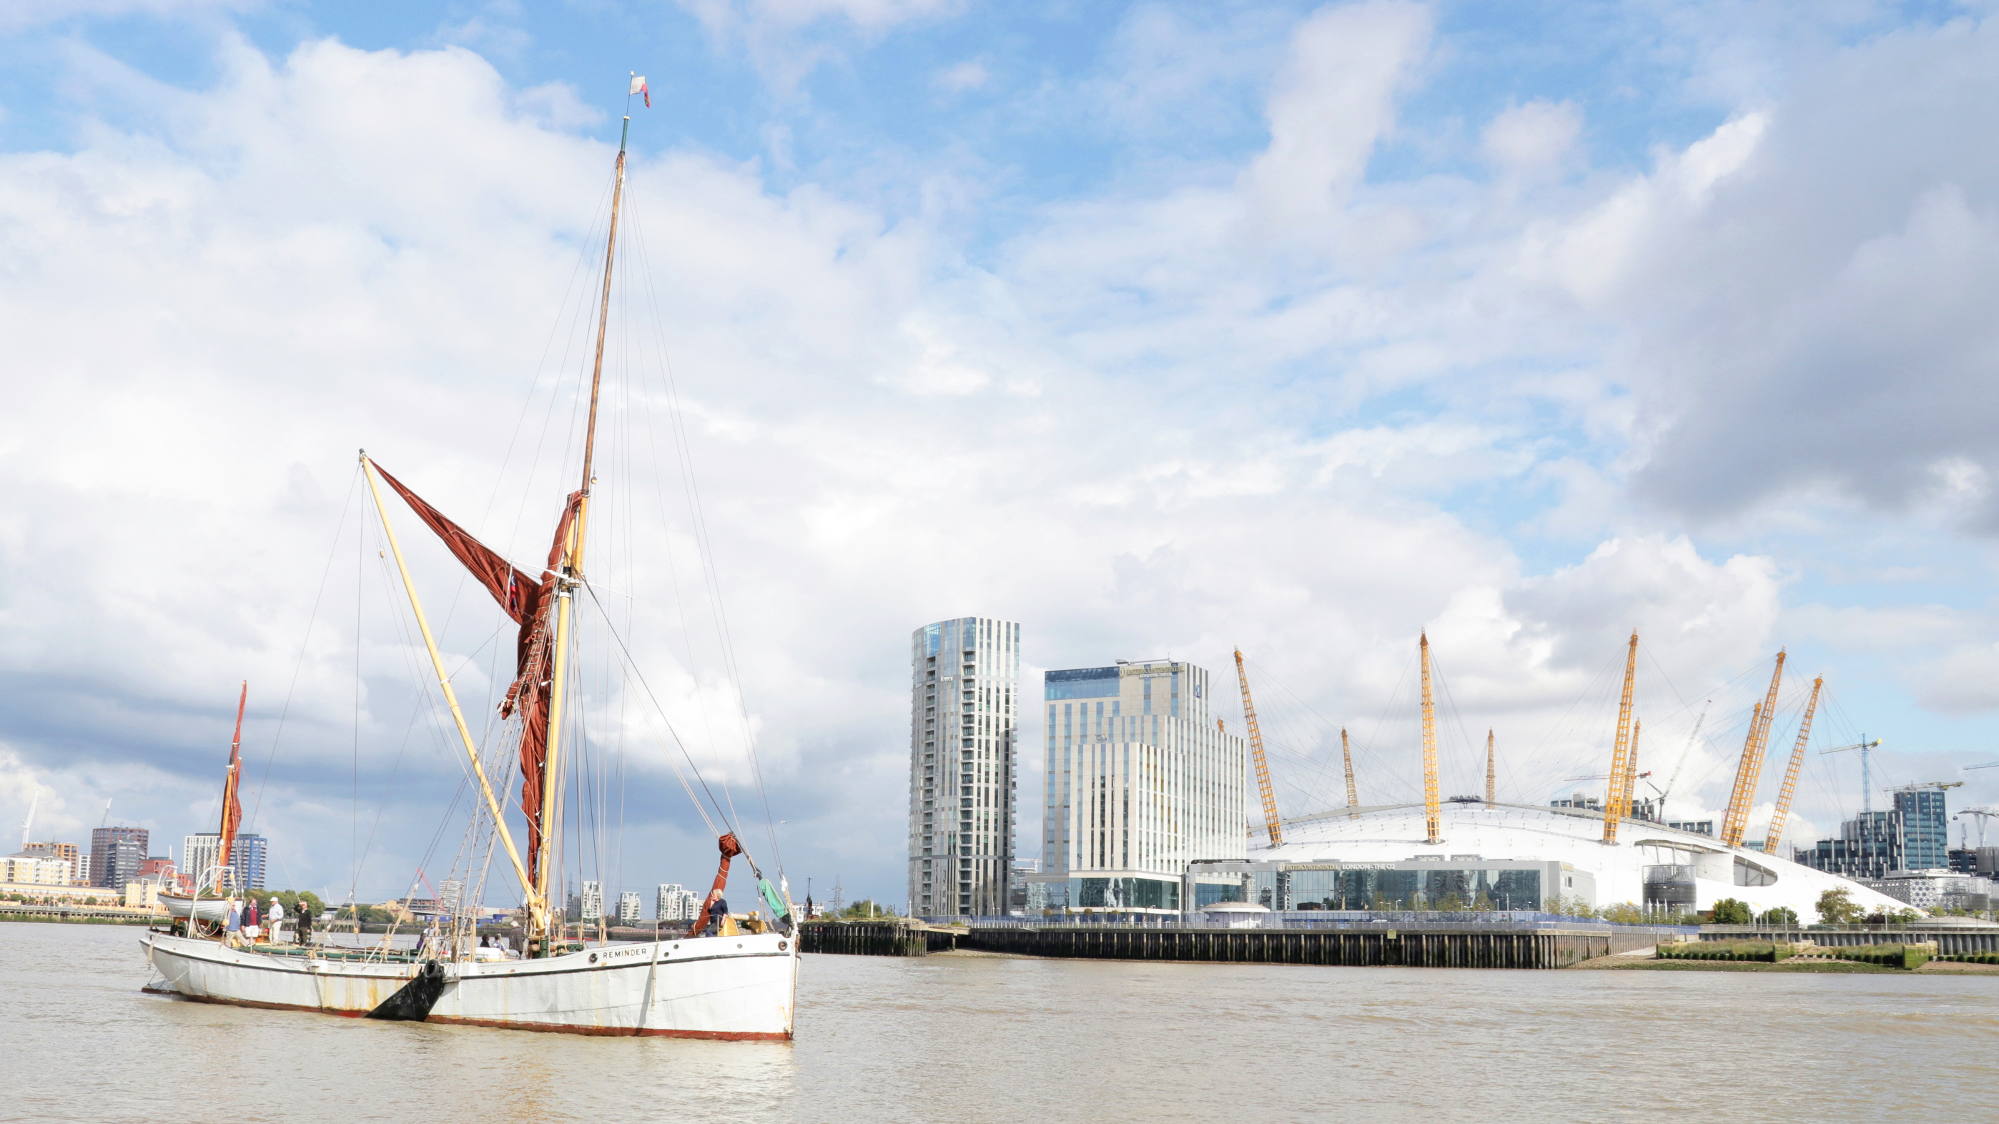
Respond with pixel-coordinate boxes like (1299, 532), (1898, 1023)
(266, 896), (286, 944)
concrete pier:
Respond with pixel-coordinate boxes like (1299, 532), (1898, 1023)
(800, 919), (959, 956)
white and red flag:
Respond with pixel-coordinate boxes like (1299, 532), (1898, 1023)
(630, 74), (650, 108)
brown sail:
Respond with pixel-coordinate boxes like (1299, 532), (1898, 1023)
(215, 681), (247, 893)
(369, 462), (580, 884)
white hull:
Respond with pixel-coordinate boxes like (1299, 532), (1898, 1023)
(141, 930), (798, 1039)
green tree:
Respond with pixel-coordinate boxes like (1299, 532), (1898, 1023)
(1710, 898), (1753, 925)
(1887, 907), (1923, 926)
(1815, 887), (1864, 925)
(1599, 902), (1646, 924)
(1758, 906), (1799, 927)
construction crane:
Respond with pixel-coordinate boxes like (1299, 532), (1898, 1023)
(1419, 632), (1440, 844)
(1966, 761), (1999, 771)
(1821, 738), (1884, 812)
(1485, 729), (1496, 805)
(1721, 651), (1787, 848)
(1657, 699), (1708, 817)
(1762, 675), (1823, 854)
(1956, 807), (1999, 848)
(1601, 631), (1639, 844)
(18, 791), (36, 850)
(1232, 649), (1283, 846)
(1340, 727), (1358, 809)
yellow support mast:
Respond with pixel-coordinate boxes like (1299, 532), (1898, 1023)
(1485, 729), (1496, 804)
(1722, 651), (1786, 847)
(1762, 675), (1822, 854)
(1420, 632), (1440, 844)
(1617, 718), (1641, 822)
(1341, 727), (1358, 810)
(1233, 649), (1283, 846)
(1601, 631), (1639, 844)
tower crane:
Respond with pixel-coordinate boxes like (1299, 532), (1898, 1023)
(1955, 807), (1999, 848)
(1966, 761), (1999, 771)
(1762, 675), (1823, 855)
(1601, 631), (1639, 845)
(1658, 699), (1709, 817)
(1721, 651), (1786, 848)
(1821, 738), (1884, 813)
(1232, 649), (1283, 846)
(19, 791), (36, 849)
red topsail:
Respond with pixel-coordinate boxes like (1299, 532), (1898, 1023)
(370, 462), (581, 885)
(215, 681), (247, 893)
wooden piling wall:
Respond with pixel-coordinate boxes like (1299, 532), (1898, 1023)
(959, 925), (1652, 968)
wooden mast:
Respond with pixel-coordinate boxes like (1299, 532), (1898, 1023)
(537, 107), (632, 945)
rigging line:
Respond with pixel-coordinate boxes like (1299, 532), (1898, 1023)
(625, 197), (783, 874)
(580, 578), (728, 837)
(245, 464), (361, 832)
(350, 480), (365, 908)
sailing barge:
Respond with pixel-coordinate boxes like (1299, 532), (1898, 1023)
(142, 90), (799, 1039)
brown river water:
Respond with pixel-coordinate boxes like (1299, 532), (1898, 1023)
(3, 922), (1996, 1121)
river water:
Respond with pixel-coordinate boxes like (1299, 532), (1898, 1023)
(3, 922), (1995, 1121)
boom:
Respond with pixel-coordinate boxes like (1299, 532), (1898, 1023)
(1762, 675), (1822, 854)
(1232, 649), (1283, 846)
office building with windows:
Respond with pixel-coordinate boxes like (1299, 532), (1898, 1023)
(89, 826), (149, 890)
(1038, 659), (1247, 913)
(1795, 810), (1905, 880)
(907, 616), (1021, 918)
(19, 842), (83, 884)
(184, 832), (268, 892)
(1891, 783), (1951, 872)
(617, 891), (643, 925)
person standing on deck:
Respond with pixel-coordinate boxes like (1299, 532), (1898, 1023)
(266, 897), (285, 945)
(294, 901), (313, 946)
(224, 897), (242, 947)
(243, 896), (261, 943)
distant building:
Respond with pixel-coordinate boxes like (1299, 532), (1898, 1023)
(19, 842), (84, 884)
(231, 834), (268, 891)
(656, 883), (698, 922)
(1, 855), (74, 885)
(438, 879), (465, 917)
(89, 826), (148, 890)
(1038, 659), (1246, 913)
(1796, 810), (1904, 880)
(617, 891), (642, 925)
(907, 616), (1021, 918)
(1891, 785), (1951, 872)
(1666, 820), (1716, 838)
(1550, 793), (1603, 812)
(183, 832), (267, 892)
(1862, 869), (1996, 912)
(579, 880), (603, 921)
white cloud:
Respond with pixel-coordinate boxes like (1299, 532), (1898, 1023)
(933, 59), (987, 93)
(1480, 99), (1581, 176)
(0, 0), (256, 34)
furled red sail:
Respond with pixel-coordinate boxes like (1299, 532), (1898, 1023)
(371, 463), (580, 885)
(216, 681), (246, 894)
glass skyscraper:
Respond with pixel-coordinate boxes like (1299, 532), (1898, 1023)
(1892, 785), (1951, 871)
(908, 617), (1020, 918)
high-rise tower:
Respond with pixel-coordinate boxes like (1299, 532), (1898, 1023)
(908, 616), (1020, 918)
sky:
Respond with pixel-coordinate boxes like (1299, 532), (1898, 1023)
(5, 0), (1999, 911)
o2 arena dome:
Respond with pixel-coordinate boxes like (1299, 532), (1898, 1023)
(1211, 800), (1910, 920)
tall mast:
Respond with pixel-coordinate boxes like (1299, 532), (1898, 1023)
(1341, 727), (1358, 810)
(1484, 729), (1496, 805)
(537, 108), (631, 939)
